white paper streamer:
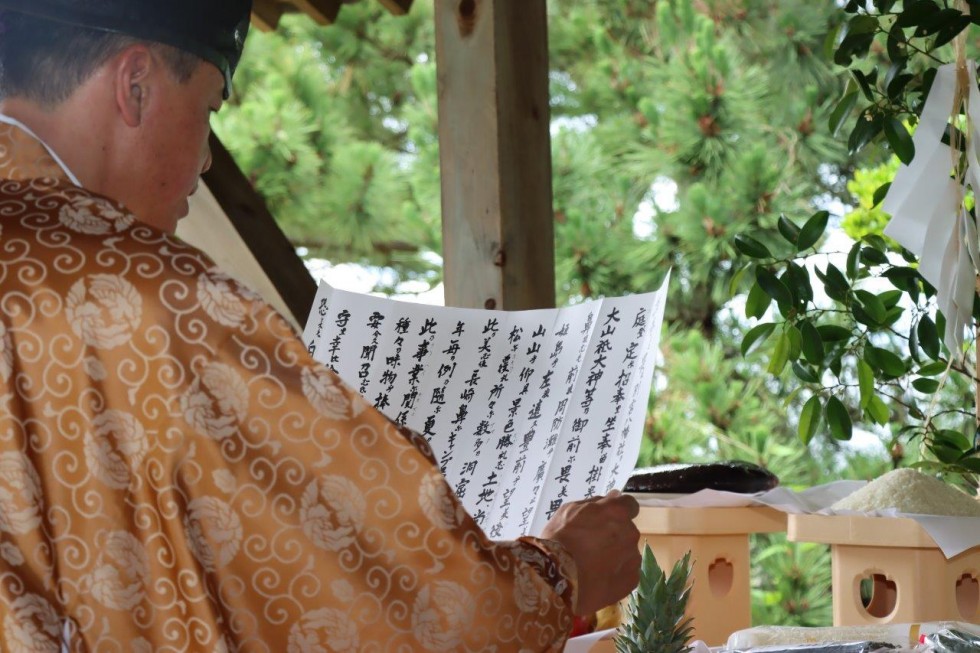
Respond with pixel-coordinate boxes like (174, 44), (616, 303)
(882, 62), (979, 356)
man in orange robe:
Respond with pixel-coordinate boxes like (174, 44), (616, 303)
(0, 1), (642, 650)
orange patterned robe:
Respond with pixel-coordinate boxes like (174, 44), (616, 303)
(0, 121), (576, 651)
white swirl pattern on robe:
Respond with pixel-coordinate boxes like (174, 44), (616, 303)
(287, 608), (359, 653)
(65, 274), (142, 349)
(58, 195), (134, 234)
(420, 469), (466, 530)
(84, 410), (149, 489)
(412, 581), (477, 651)
(87, 531), (151, 611)
(180, 361), (250, 441)
(0, 124), (577, 651)
(183, 496), (244, 571)
(0, 452), (43, 535)
(4, 594), (62, 653)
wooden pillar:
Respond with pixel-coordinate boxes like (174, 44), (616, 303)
(434, 0), (556, 310)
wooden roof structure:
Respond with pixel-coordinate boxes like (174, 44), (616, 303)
(251, 0), (413, 31)
(181, 0), (556, 328)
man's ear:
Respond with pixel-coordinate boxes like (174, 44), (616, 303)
(113, 45), (153, 128)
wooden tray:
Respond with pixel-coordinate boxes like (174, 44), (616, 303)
(787, 513), (938, 549)
(634, 505), (786, 535)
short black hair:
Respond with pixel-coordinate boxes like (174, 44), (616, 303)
(0, 11), (201, 107)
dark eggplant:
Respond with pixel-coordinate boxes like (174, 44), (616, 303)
(624, 460), (779, 494)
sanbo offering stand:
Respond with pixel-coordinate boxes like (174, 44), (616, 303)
(788, 514), (980, 626)
(631, 505), (786, 646)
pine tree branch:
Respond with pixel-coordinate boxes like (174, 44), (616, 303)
(352, 26), (414, 66)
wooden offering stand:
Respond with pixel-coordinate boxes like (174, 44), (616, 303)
(788, 514), (980, 627)
(631, 504), (786, 646)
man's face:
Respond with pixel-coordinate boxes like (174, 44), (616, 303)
(131, 58), (224, 233)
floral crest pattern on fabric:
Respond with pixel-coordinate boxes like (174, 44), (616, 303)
(0, 165), (574, 649)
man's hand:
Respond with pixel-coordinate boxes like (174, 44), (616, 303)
(540, 491), (641, 616)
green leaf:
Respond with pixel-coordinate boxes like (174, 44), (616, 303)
(932, 15), (972, 49)
(857, 359), (874, 409)
(819, 264), (850, 301)
(848, 110), (884, 155)
(846, 241), (862, 279)
(783, 263), (813, 306)
(792, 361), (820, 383)
(836, 30), (876, 67)
(860, 246), (889, 265)
(852, 303), (877, 328)
(728, 264), (750, 298)
(829, 354), (843, 377)
(734, 234), (772, 259)
(741, 322), (776, 357)
(884, 305), (904, 327)
(887, 72), (914, 100)
(884, 117), (915, 164)
(864, 346), (907, 378)
(897, 0), (940, 28)
(935, 429), (972, 452)
(826, 396), (853, 441)
(916, 7), (965, 34)
(954, 457), (980, 474)
(785, 324), (803, 361)
(879, 289), (903, 309)
(800, 320), (824, 365)
(830, 90), (859, 138)
(777, 214), (801, 246)
(918, 315), (940, 360)
(799, 396), (822, 445)
(768, 332), (790, 376)
(866, 395), (890, 425)
(863, 234), (888, 251)
(917, 360), (948, 376)
(756, 268), (793, 306)
(912, 377), (940, 393)
(887, 22), (906, 60)
(909, 317), (920, 362)
(798, 211), (830, 250)
(873, 182), (892, 207)
(817, 324), (852, 342)
(851, 68), (877, 102)
(882, 266), (919, 293)
(745, 282), (771, 319)
(932, 443), (963, 464)
(855, 289), (886, 324)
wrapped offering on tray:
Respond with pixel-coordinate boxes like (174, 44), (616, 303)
(830, 468), (980, 517)
(789, 469), (980, 627)
(624, 460), (780, 494)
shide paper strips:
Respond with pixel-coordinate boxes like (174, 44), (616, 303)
(882, 61), (980, 357)
(303, 277), (669, 539)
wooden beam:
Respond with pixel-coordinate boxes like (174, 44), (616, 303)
(202, 133), (318, 327)
(253, 0), (410, 30)
(377, 0), (413, 15)
(434, 0), (555, 310)
(251, 0), (285, 31)
(288, 0), (343, 25)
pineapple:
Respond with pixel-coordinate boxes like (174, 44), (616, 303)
(615, 545), (694, 653)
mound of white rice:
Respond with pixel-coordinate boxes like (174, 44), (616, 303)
(831, 468), (980, 517)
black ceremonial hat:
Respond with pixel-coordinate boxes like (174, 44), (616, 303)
(0, 0), (253, 97)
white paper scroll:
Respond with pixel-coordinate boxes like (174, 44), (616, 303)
(302, 277), (669, 539)
(882, 61), (980, 356)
